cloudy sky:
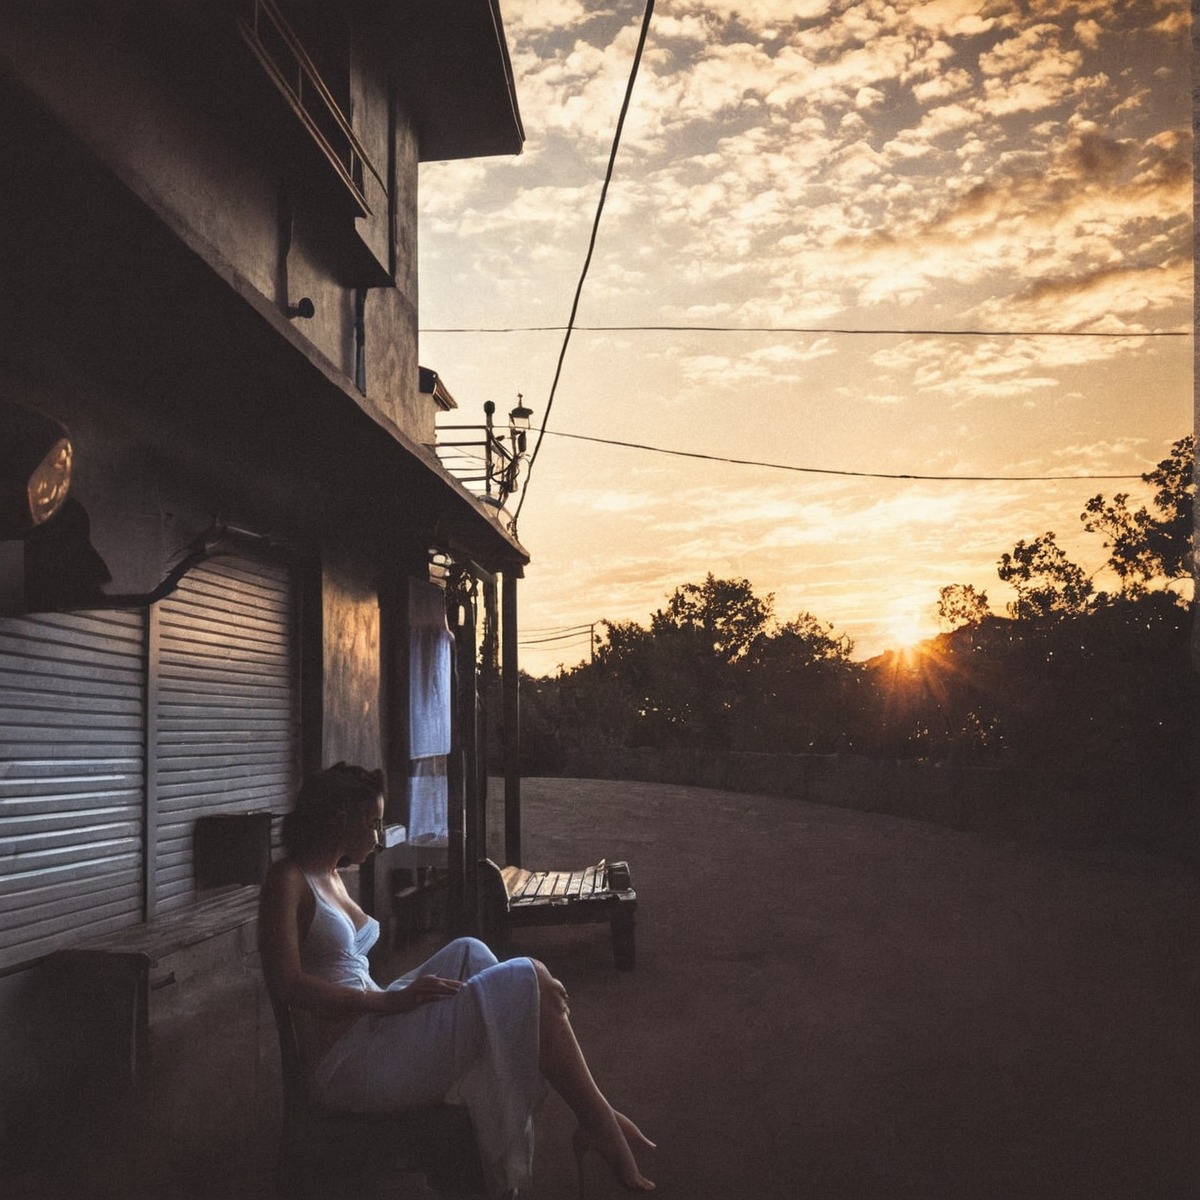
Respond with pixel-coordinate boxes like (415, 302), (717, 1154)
(419, 0), (1193, 674)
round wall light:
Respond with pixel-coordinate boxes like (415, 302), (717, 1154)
(1, 401), (74, 538)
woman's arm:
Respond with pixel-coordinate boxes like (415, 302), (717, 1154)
(258, 860), (460, 1016)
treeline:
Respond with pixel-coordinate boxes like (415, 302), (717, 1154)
(514, 437), (1195, 790)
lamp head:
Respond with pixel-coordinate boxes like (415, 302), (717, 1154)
(0, 401), (74, 538)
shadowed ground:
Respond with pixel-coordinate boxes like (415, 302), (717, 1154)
(488, 777), (1198, 1200)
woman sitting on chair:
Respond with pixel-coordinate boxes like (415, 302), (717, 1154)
(258, 763), (655, 1199)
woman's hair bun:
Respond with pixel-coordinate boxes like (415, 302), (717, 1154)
(280, 762), (385, 857)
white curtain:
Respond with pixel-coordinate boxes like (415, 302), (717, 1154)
(407, 579), (452, 841)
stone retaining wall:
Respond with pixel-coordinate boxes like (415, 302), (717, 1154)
(559, 747), (1196, 857)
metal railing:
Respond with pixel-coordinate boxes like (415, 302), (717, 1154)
(238, 0), (385, 216)
(436, 402), (530, 513)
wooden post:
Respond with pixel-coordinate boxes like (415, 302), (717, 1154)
(446, 584), (468, 936)
(502, 571), (521, 867)
(452, 577), (481, 935)
(480, 575), (498, 864)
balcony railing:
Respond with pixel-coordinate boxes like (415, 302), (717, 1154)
(238, 0), (384, 217)
(436, 401), (532, 518)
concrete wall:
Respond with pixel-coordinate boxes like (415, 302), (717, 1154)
(0, 10), (280, 303)
(560, 747), (1198, 858)
(378, 102), (427, 441)
(321, 550), (383, 771)
(0, 4), (429, 446)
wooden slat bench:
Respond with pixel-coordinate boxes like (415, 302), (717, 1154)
(53, 885), (262, 984)
(480, 859), (637, 970)
(42, 886), (263, 1090)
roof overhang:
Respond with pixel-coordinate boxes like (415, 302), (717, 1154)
(419, 367), (459, 412)
(391, 0), (525, 162)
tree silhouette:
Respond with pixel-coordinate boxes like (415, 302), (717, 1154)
(650, 574), (772, 661)
(1083, 434), (1195, 594)
(937, 583), (991, 631)
(736, 612), (859, 752)
(997, 532), (1093, 619)
(520, 436), (1194, 807)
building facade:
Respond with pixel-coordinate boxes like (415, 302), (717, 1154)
(0, 0), (526, 1097)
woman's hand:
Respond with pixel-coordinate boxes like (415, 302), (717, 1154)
(380, 974), (463, 1015)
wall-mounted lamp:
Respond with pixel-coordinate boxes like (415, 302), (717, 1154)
(0, 401), (74, 539)
(286, 297), (315, 319)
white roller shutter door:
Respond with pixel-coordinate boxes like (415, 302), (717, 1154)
(152, 555), (299, 913)
(0, 610), (146, 971)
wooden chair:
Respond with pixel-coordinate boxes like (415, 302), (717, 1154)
(268, 993), (489, 1198)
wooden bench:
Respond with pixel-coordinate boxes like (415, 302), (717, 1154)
(480, 859), (637, 970)
(42, 886), (263, 1091)
(42, 811), (273, 1086)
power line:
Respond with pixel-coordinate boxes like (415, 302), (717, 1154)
(512, 0), (656, 532)
(519, 630), (594, 646)
(540, 429), (1148, 481)
(424, 324), (1190, 339)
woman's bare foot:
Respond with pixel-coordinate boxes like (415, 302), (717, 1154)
(573, 1111), (655, 1193)
(613, 1110), (656, 1154)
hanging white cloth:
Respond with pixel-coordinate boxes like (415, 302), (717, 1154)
(407, 755), (449, 843)
(407, 578), (453, 840)
(409, 577), (453, 759)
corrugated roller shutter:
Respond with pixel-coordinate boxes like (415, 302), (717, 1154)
(0, 609), (146, 972)
(153, 555), (298, 912)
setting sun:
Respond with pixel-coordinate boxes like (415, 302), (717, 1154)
(884, 610), (938, 652)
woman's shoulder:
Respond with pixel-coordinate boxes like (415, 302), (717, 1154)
(261, 857), (311, 907)
(259, 857), (317, 944)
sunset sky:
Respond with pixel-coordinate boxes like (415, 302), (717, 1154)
(418, 0), (1193, 675)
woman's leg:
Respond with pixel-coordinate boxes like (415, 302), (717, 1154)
(390, 937), (498, 989)
(530, 960), (654, 1192)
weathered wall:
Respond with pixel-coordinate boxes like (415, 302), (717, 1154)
(0, 10), (280, 301)
(349, 24), (393, 277)
(361, 103), (425, 441)
(0, 5), (430, 448)
(321, 551), (382, 771)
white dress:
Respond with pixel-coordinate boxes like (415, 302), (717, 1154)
(299, 873), (545, 1196)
